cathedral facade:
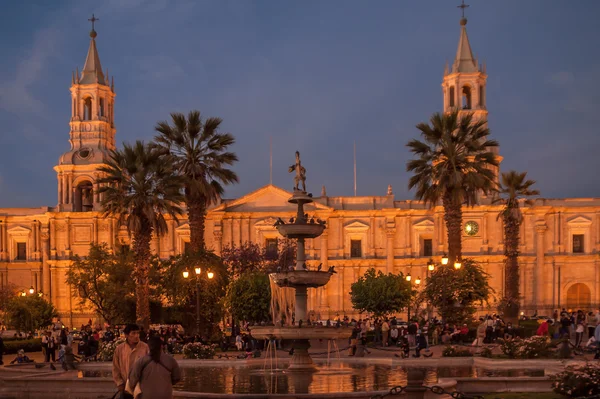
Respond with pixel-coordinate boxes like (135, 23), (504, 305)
(1, 18), (599, 328)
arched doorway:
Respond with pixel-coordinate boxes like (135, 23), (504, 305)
(566, 283), (591, 311)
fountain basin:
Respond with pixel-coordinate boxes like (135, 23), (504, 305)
(250, 326), (353, 341)
(276, 223), (325, 239)
(270, 271), (332, 288)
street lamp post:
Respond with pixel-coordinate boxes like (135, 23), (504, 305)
(437, 253), (461, 324)
(183, 266), (214, 334)
(406, 273), (421, 322)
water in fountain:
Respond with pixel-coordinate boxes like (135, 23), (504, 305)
(269, 274), (295, 326)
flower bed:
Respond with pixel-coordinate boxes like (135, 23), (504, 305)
(442, 345), (473, 357)
(553, 363), (600, 397)
(97, 338), (125, 361)
(182, 342), (217, 359)
(497, 336), (552, 359)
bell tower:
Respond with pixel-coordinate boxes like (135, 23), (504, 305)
(54, 15), (116, 212)
(441, 3), (501, 179)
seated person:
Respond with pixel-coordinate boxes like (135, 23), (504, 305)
(10, 349), (33, 364)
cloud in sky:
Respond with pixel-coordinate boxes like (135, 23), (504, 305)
(1, 0), (600, 208)
(0, 27), (60, 118)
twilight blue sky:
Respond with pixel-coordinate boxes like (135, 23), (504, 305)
(1, 0), (600, 207)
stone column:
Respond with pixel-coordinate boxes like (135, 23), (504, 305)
(50, 217), (57, 259)
(213, 230), (223, 256)
(57, 173), (63, 206)
(93, 216), (98, 243)
(0, 220), (4, 261)
(319, 231), (329, 309)
(65, 217), (72, 256)
(386, 228), (396, 273)
(41, 226), (51, 297)
(535, 222), (547, 312)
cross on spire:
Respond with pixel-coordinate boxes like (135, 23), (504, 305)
(457, 0), (469, 18)
(88, 14), (99, 31)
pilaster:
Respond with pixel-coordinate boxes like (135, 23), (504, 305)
(535, 222), (547, 310)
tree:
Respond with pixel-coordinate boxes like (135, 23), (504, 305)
(350, 268), (412, 317)
(495, 170), (539, 320)
(153, 250), (229, 336)
(0, 283), (18, 314)
(98, 141), (185, 328)
(421, 258), (494, 325)
(66, 243), (137, 325)
(225, 272), (271, 323)
(154, 111), (238, 253)
(6, 295), (57, 332)
(406, 111), (499, 264)
(221, 239), (296, 279)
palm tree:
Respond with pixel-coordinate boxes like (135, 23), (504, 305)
(153, 111), (238, 253)
(406, 110), (499, 264)
(98, 141), (185, 328)
(495, 170), (539, 320)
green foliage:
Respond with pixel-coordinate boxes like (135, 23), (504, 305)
(421, 258), (494, 325)
(442, 345), (473, 357)
(479, 347), (493, 358)
(553, 363), (600, 397)
(97, 338), (125, 361)
(66, 243), (137, 325)
(182, 342), (217, 359)
(3, 339), (43, 355)
(6, 295), (57, 332)
(497, 336), (553, 359)
(153, 111), (238, 211)
(350, 268), (411, 317)
(153, 250), (229, 335)
(0, 283), (18, 314)
(225, 272), (271, 323)
(221, 239), (296, 278)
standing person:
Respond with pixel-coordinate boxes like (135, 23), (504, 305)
(381, 319), (390, 347)
(112, 324), (149, 399)
(575, 320), (585, 348)
(43, 331), (56, 363)
(588, 312), (598, 340)
(128, 336), (181, 399)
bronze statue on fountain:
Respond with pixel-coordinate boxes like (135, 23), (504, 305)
(251, 151), (352, 371)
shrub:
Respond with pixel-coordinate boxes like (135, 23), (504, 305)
(182, 342), (216, 359)
(497, 336), (552, 359)
(442, 345), (473, 357)
(479, 347), (493, 358)
(3, 339), (42, 354)
(553, 363), (600, 397)
(97, 338), (125, 362)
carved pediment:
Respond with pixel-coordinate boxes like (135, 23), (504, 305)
(344, 220), (370, 232)
(567, 216), (592, 226)
(413, 219), (434, 230)
(7, 226), (31, 236)
(210, 185), (333, 214)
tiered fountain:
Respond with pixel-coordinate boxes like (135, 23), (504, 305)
(252, 151), (352, 370)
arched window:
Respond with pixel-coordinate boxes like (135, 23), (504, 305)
(449, 86), (455, 107)
(99, 98), (105, 117)
(479, 86), (485, 107)
(83, 98), (92, 120)
(74, 181), (94, 212)
(461, 86), (472, 109)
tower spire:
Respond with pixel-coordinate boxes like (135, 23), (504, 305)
(80, 14), (106, 85)
(452, 1), (479, 73)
